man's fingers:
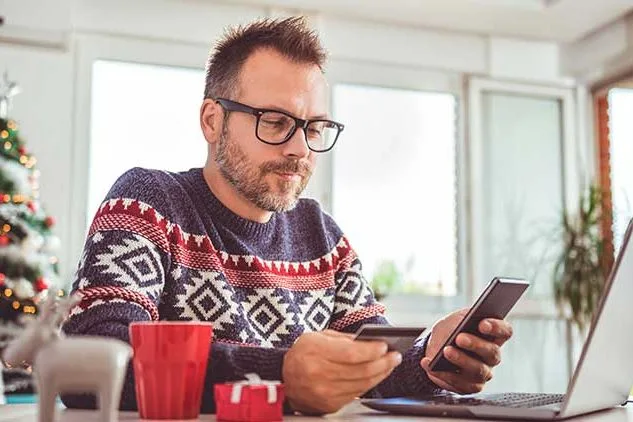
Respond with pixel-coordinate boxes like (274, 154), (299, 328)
(336, 362), (400, 397)
(455, 334), (502, 367)
(427, 371), (485, 395)
(421, 357), (486, 394)
(328, 351), (402, 381)
(479, 319), (513, 345)
(321, 329), (355, 339)
(299, 349), (401, 409)
(441, 346), (493, 383)
(299, 330), (389, 364)
(425, 371), (467, 393)
(323, 336), (389, 364)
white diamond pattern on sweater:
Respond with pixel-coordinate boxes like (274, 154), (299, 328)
(167, 263), (334, 347)
(334, 259), (374, 314)
(92, 233), (164, 299)
(174, 270), (239, 334)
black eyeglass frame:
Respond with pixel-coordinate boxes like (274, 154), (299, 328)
(214, 97), (344, 153)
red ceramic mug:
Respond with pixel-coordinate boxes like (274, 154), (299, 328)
(129, 321), (213, 420)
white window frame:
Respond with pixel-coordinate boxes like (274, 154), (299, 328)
(70, 38), (578, 324)
(68, 34), (209, 278)
(468, 77), (579, 318)
(323, 59), (469, 324)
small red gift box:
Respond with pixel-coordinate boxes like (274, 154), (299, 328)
(215, 373), (284, 421)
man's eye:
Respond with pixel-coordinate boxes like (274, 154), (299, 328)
(261, 119), (284, 126)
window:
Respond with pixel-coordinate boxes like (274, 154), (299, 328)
(87, 60), (206, 227)
(479, 93), (564, 298)
(608, 88), (633, 252)
(332, 84), (458, 296)
(469, 79), (576, 308)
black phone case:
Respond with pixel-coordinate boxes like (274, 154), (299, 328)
(429, 277), (529, 372)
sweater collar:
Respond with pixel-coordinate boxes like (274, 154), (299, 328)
(190, 168), (278, 238)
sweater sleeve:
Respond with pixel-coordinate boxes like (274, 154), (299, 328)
(327, 240), (442, 398)
(60, 168), (288, 412)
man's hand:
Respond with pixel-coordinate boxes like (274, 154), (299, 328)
(420, 308), (513, 394)
(282, 329), (402, 415)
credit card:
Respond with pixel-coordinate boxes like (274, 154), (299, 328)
(354, 325), (426, 354)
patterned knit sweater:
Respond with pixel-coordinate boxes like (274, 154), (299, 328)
(61, 167), (439, 412)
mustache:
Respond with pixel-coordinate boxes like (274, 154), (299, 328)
(260, 159), (312, 177)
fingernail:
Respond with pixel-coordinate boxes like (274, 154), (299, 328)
(460, 336), (471, 347)
(481, 321), (492, 333)
(393, 352), (402, 365)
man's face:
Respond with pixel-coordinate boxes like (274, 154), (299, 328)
(215, 48), (328, 213)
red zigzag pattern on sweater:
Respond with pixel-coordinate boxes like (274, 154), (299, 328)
(89, 198), (356, 286)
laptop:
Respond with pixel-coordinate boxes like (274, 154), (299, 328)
(362, 218), (633, 420)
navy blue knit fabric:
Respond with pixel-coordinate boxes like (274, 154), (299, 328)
(61, 167), (439, 412)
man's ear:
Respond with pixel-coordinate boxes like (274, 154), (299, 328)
(200, 99), (224, 146)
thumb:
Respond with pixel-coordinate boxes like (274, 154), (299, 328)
(321, 329), (355, 340)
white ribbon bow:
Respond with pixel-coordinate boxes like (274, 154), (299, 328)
(230, 373), (281, 404)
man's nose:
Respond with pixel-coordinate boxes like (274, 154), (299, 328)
(281, 126), (311, 160)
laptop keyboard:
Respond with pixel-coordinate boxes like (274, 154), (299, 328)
(425, 392), (565, 408)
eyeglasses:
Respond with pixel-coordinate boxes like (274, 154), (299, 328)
(214, 98), (344, 153)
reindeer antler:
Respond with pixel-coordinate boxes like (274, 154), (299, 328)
(49, 292), (83, 328)
(39, 292), (59, 323)
(37, 291), (82, 327)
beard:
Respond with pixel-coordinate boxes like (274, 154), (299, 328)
(215, 126), (313, 213)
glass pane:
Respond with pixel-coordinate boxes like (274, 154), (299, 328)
(332, 84), (458, 296)
(88, 60), (206, 228)
(480, 93), (564, 298)
(608, 88), (633, 253)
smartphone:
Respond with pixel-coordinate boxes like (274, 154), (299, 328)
(354, 325), (426, 354)
(428, 277), (530, 372)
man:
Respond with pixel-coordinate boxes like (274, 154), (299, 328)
(62, 17), (512, 415)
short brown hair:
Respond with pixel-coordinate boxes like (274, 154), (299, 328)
(204, 16), (327, 100)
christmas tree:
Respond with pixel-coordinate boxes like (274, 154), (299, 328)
(0, 73), (62, 394)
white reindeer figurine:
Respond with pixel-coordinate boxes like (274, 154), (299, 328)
(2, 293), (132, 422)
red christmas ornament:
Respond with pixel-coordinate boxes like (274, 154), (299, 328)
(18, 146), (27, 155)
(45, 216), (55, 228)
(27, 201), (37, 212)
(35, 277), (49, 292)
(0, 272), (5, 285)
(0, 235), (9, 246)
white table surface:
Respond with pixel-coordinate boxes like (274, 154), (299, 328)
(1, 401), (633, 422)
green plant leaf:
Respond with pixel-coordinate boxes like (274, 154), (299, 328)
(553, 184), (608, 332)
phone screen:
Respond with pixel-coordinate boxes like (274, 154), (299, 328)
(429, 277), (529, 372)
